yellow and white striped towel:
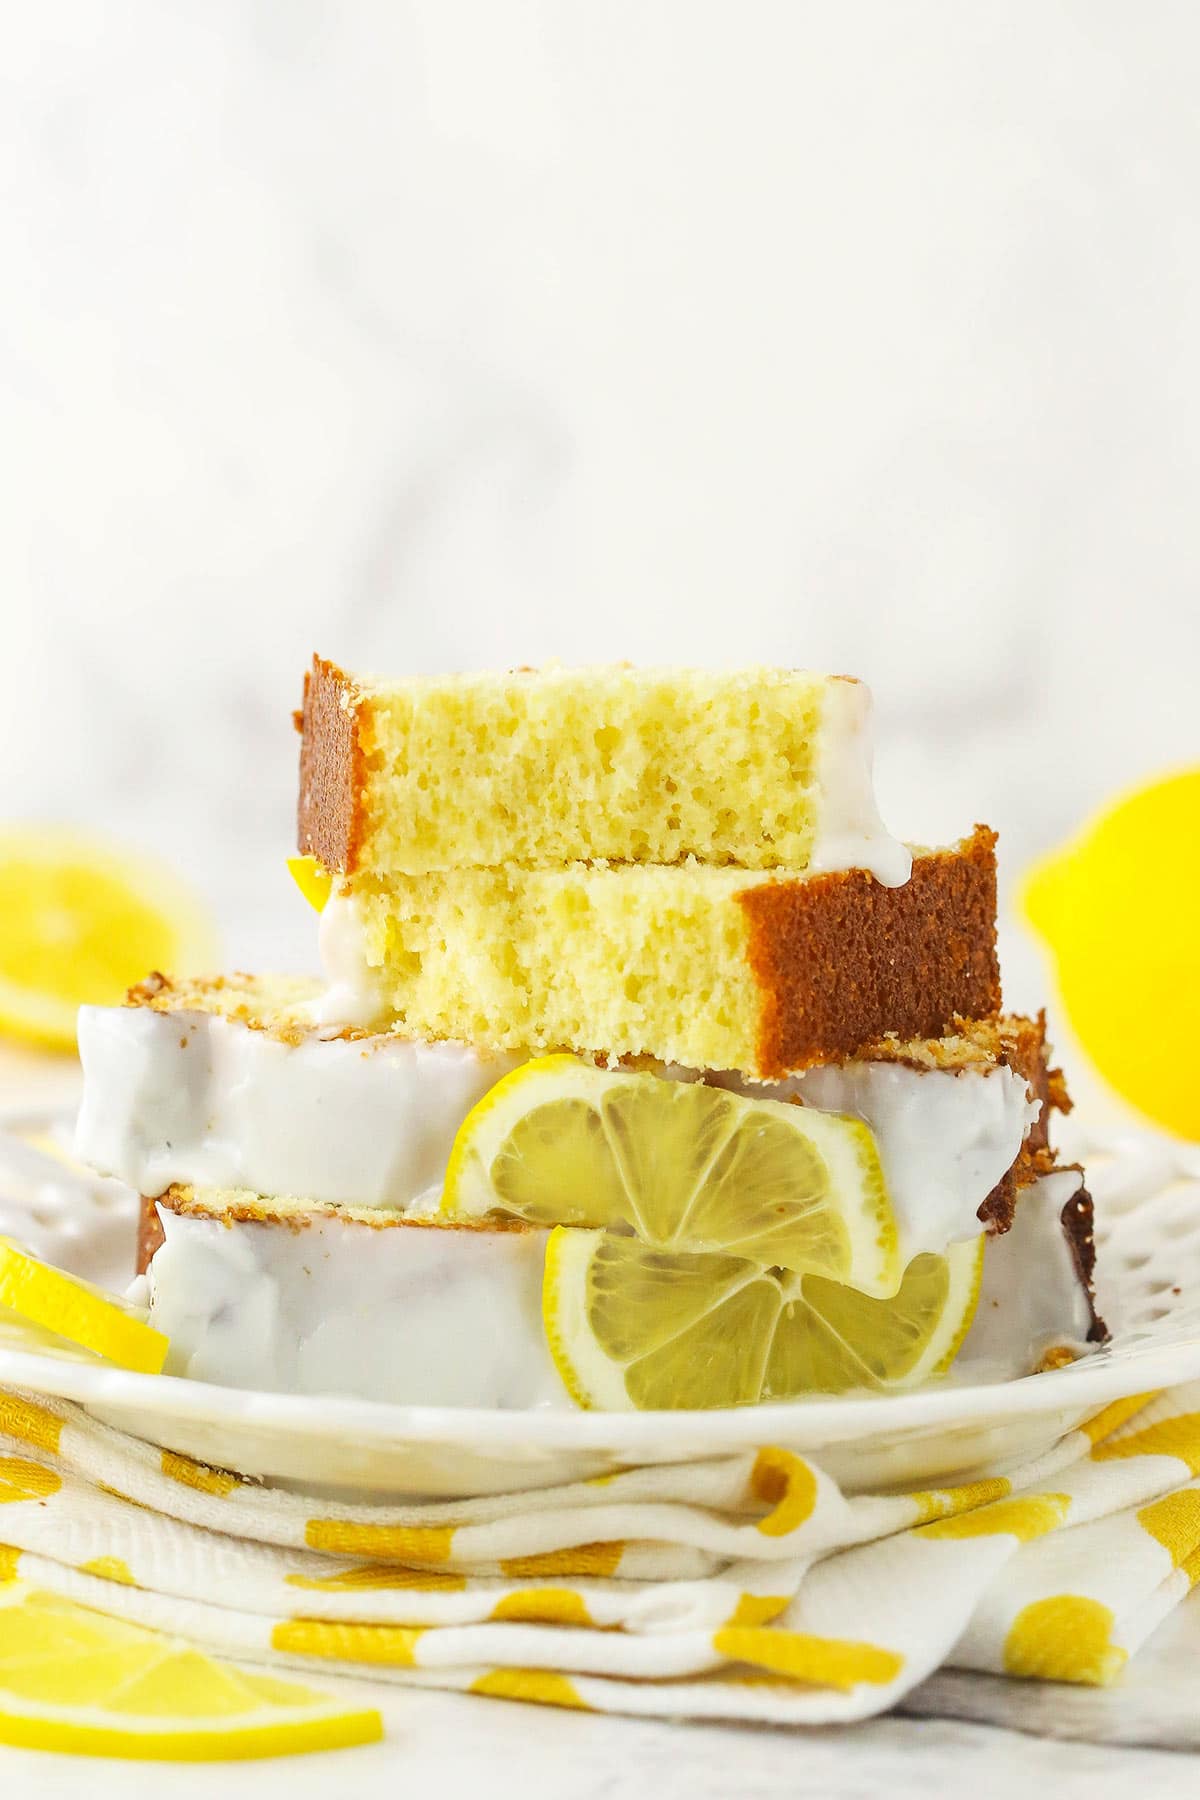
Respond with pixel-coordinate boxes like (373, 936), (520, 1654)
(3, 1382), (1200, 1724)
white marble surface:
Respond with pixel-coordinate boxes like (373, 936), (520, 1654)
(8, 1680), (1200, 1800)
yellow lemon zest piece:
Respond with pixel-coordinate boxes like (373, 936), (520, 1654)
(287, 856), (333, 915)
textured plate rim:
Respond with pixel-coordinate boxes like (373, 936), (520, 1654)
(1, 1330), (1198, 1457)
(2, 1118), (1197, 1464)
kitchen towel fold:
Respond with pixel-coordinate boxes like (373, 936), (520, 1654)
(3, 1381), (1200, 1724)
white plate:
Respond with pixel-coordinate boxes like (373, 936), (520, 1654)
(1, 1119), (1198, 1498)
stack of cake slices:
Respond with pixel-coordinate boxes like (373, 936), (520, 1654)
(74, 658), (1104, 1411)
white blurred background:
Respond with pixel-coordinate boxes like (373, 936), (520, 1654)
(1, 1), (1196, 1017)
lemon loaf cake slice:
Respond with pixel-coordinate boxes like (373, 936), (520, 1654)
(296, 655), (911, 881)
(134, 1169), (1101, 1409)
(80, 970), (1052, 1260)
(314, 827), (999, 1076)
(137, 1188), (562, 1409)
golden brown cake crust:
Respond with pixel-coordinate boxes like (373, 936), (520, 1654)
(125, 969), (382, 1048)
(135, 1188), (536, 1274)
(737, 826), (1000, 1077)
(1000, 1008), (1072, 1160)
(296, 654), (367, 873)
(1059, 1173), (1107, 1343)
(137, 1197), (165, 1274)
(976, 1011), (1071, 1233)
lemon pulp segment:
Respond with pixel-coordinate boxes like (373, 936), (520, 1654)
(287, 855), (333, 914)
(543, 1228), (984, 1411)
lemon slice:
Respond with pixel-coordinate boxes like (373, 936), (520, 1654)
(0, 1311), (107, 1364)
(543, 1227), (984, 1409)
(444, 1056), (899, 1296)
(0, 827), (218, 1050)
(0, 1584), (381, 1760)
(0, 1239), (168, 1374)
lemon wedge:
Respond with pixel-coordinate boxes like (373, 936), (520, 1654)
(287, 855), (333, 914)
(443, 1056), (900, 1297)
(0, 1585), (381, 1760)
(0, 1239), (168, 1374)
(543, 1228), (984, 1409)
(0, 828), (218, 1050)
(1020, 768), (1200, 1138)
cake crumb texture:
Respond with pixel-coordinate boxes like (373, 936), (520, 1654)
(349, 828), (999, 1077)
(296, 655), (860, 873)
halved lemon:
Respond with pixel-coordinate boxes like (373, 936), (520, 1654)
(0, 1585), (381, 1761)
(543, 1227), (985, 1410)
(0, 1238), (168, 1374)
(0, 827), (218, 1050)
(443, 1056), (899, 1296)
(1021, 769), (1200, 1138)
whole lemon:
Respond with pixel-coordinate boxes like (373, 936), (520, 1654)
(1021, 770), (1200, 1139)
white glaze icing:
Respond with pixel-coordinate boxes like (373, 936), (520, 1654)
(75, 1004), (521, 1209)
(147, 1207), (564, 1409)
(958, 1167), (1095, 1370)
(309, 890), (388, 1028)
(76, 1004), (1037, 1269)
(144, 1168), (1093, 1409)
(808, 678), (912, 887)
(716, 1059), (1040, 1261)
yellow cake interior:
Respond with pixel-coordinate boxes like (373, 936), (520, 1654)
(343, 860), (775, 1068)
(350, 663), (833, 872)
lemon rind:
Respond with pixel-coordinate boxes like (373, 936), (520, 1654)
(543, 1228), (986, 1411)
(287, 855), (333, 915)
(542, 1227), (634, 1411)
